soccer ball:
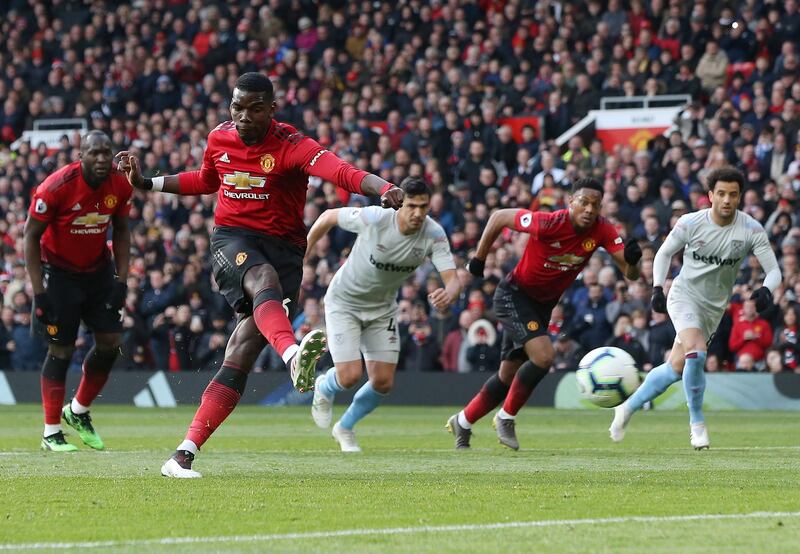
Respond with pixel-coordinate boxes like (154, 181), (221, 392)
(575, 347), (641, 408)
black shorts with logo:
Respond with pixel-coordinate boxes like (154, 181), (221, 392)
(494, 276), (557, 362)
(32, 262), (122, 345)
(211, 226), (303, 317)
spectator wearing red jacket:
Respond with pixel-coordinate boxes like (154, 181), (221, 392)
(729, 299), (773, 370)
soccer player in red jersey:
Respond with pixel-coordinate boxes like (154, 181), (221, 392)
(24, 131), (132, 452)
(446, 177), (643, 450)
(116, 72), (403, 477)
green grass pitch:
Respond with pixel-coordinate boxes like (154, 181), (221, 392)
(0, 405), (798, 553)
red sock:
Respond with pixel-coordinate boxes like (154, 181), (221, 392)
(185, 381), (241, 449)
(74, 348), (117, 407)
(253, 300), (296, 358)
(502, 376), (534, 417)
(463, 373), (509, 424)
(41, 376), (66, 425)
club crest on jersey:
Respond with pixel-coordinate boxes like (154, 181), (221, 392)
(260, 154), (275, 173)
(527, 321), (539, 331)
(104, 194), (118, 209)
(731, 240), (744, 255)
(581, 238), (597, 251)
(46, 324), (58, 336)
(411, 247), (424, 259)
(235, 252), (248, 266)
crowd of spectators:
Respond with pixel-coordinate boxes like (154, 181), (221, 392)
(0, 0), (799, 375)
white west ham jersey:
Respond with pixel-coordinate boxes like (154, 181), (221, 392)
(666, 209), (775, 310)
(327, 206), (456, 309)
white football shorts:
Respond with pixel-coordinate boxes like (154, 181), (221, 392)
(324, 297), (400, 364)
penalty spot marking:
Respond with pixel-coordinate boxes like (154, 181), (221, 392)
(0, 511), (798, 550)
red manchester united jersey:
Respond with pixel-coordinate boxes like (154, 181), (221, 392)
(29, 161), (132, 272)
(510, 209), (624, 302)
(179, 120), (368, 247)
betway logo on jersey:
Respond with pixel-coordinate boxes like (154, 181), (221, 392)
(222, 171), (270, 200)
(71, 212), (110, 234)
(692, 251), (741, 267)
(369, 254), (416, 273)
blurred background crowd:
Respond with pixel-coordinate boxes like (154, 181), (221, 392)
(0, 0), (799, 375)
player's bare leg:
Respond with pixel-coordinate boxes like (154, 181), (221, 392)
(243, 264), (325, 392)
(62, 332), (121, 450)
(448, 358), (520, 449)
(40, 344), (78, 452)
(162, 317), (266, 478)
(493, 336), (553, 450)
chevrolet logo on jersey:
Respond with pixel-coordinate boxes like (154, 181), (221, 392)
(71, 212), (110, 234)
(222, 172), (270, 200)
(548, 253), (585, 265)
(223, 172), (266, 190)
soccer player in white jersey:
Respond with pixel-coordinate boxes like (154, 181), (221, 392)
(610, 167), (781, 449)
(305, 177), (460, 451)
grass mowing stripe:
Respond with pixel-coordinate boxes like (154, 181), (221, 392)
(1, 511), (798, 551)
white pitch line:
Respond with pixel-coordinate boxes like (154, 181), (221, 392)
(0, 511), (798, 551)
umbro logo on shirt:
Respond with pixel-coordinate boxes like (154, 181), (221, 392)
(219, 152), (230, 163)
(71, 203), (82, 211)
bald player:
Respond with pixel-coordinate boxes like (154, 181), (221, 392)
(25, 131), (132, 452)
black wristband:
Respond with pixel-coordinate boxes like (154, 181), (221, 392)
(142, 178), (153, 190)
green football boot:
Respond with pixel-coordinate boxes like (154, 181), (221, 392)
(41, 431), (78, 452)
(62, 404), (105, 450)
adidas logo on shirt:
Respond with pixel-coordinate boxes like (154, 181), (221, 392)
(550, 242), (561, 248)
(71, 203), (82, 211)
(219, 152), (230, 163)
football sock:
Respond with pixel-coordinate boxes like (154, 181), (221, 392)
(339, 381), (386, 430)
(252, 289), (296, 360)
(185, 365), (247, 449)
(317, 367), (346, 398)
(463, 372), (510, 424)
(683, 350), (707, 425)
(40, 354), (70, 428)
(74, 347), (118, 410)
(626, 361), (681, 413)
(496, 408), (515, 420)
(177, 439), (198, 455)
(44, 423), (62, 437)
(501, 361), (548, 416)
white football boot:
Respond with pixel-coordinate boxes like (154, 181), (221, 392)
(332, 421), (362, 452)
(609, 403), (632, 442)
(311, 375), (334, 428)
(690, 423), (710, 450)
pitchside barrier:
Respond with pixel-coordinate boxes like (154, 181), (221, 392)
(1, 371), (799, 410)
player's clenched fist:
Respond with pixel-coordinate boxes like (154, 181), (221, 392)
(651, 285), (667, 313)
(466, 257), (485, 277)
(428, 288), (455, 313)
(623, 237), (642, 265)
(380, 184), (404, 209)
(750, 286), (773, 314)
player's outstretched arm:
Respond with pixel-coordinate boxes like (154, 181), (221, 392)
(305, 208), (342, 263)
(467, 209), (520, 277)
(115, 151), (220, 195)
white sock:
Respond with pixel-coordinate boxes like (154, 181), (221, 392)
(282, 344), (299, 365)
(177, 439), (198, 455)
(70, 398), (89, 415)
(457, 411), (472, 429)
(497, 408), (515, 421)
(44, 424), (61, 437)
